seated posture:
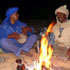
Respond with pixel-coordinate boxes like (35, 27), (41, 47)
(0, 7), (38, 56)
(53, 5), (70, 59)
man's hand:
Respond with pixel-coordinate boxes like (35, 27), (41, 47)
(8, 32), (20, 40)
(21, 26), (32, 35)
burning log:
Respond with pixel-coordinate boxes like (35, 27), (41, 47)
(42, 65), (49, 70)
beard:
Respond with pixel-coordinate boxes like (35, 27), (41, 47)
(57, 17), (64, 23)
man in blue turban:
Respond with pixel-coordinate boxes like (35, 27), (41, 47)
(0, 7), (38, 56)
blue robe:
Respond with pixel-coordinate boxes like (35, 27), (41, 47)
(0, 19), (37, 56)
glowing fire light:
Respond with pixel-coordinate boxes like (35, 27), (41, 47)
(35, 21), (55, 70)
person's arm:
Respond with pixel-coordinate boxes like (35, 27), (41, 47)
(8, 32), (20, 40)
(21, 26), (34, 35)
(17, 21), (27, 34)
(27, 26), (34, 36)
(17, 21), (34, 36)
(20, 21), (34, 35)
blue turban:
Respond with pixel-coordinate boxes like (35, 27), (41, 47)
(2, 7), (19, 23)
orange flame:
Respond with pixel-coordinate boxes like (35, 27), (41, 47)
(46, 21), (55, 35)
(35, 21), (55, 70)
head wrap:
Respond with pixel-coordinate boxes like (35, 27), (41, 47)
(55, 5), (69, 18)
(2, 7), (18, 23)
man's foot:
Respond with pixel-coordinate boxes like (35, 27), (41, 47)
(21, 51), (33, 57)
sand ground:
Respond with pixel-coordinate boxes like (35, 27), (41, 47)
(0, 44), (70, 70)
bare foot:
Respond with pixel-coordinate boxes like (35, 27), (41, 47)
(21, 51), (33, 57)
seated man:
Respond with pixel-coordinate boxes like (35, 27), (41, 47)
(0, 7), (38, 57)
(53, 5), (70, 59)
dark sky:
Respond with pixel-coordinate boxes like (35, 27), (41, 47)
(0, 0), (70, 20)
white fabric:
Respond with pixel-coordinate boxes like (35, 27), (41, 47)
(55, 5), (69, 18)
(53, 20), (70, 48)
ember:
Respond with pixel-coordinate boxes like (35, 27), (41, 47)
(42, 65), (48, 70)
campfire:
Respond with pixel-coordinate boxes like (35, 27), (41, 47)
(34, 21), (55, 70)
(20, 21), (55, 70)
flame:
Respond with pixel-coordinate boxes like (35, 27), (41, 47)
(46, 21), (55, 35)
(35, 21), (55, 70)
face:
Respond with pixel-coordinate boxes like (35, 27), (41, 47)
(56, 12), (67, 23)
(11, 12), (19, 21)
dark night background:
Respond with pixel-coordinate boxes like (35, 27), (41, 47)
(0, 0), (70, 26)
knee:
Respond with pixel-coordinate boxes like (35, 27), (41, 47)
(28, 34), (38, 42)
(0, 38), (10, 44)
(33, 34), (38, 38)
(32, 34), (38, 40)
(0, 38), (7, 43)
